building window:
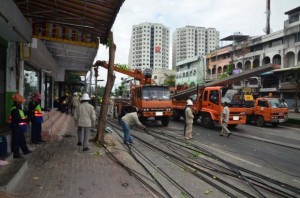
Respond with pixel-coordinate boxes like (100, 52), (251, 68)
(295, 32), (300, 42)
(269, 39), (283, 47)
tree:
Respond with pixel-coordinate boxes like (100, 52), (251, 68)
(218, 64), (234, 79)
(163, 75), (175, 87)
(189, 81), (196, 87)
(114, 83), (125, 97)
(95, 86), (105, 97)
(226, 63), (235, 75)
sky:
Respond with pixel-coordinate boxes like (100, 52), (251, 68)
(93, 0), (300, 89)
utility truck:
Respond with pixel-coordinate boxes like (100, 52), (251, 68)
(230, 89), (289, 126)
(172, 64), (280, 128)
(94, 61), (173, 126)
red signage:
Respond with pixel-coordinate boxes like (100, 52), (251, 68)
(155, 46), (161, 53)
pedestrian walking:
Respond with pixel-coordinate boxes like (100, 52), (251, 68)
(9, 93), (32, 158)
(71, 92), (80, 115)
(74, 93), (96, 151)
(28, 92), (44, 144)
(220, 102), (231, 137)
(185, 99), (194, 140)
(120, 107), (146, 145)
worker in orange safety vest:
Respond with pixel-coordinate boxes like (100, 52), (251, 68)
(28, 92), (44, 144)
(9, 93), (32, 158)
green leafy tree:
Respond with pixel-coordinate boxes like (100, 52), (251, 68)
(218, 64), (235, 79)
(226, 63), (235, 75)
(95, 86), (105, 97)
(114, 83), (125, 97)
(116, 63), (128, 70)
(189, 81), (196, 87)
(163, 75), (175, 87)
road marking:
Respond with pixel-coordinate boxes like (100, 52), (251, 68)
(293, 179), (300, 184)
(204, 145), (262, 168)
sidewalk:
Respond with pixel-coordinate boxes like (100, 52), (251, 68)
(286, 110), (300, 126)
(2, 117), (152, 198)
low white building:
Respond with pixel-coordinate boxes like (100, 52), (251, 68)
(152, 69), (176, 85)
(175, 56), (206, 87)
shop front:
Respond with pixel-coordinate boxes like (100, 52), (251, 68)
(0, 39), (7, 127)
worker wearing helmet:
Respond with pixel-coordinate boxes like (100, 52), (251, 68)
(10, 93), (32, 158)
(74, 93), (96, 151)
(58, 93), (70, 114)
(71, 92), (80, 115)
(185, 99), (194, 140)
(28, 92), (44, 144)
(220, 102), (231, 137)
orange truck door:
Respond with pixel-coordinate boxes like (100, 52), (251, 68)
(255, 99), (270, 122)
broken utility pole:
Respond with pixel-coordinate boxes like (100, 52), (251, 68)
(94, 32), (116, 144)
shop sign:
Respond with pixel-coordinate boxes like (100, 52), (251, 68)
(259, 88), (277, 92)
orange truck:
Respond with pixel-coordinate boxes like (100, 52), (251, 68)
(172, 86), (247, 128)
(244, 97), (288, 126)
(94, 61), (173, 126)
(172, 64), (280, 128)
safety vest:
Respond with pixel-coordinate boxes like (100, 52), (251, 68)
(8, 106), (28, 127)
(32, 102), (43, 123)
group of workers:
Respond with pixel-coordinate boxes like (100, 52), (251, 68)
(8, 90), (232, 159)
(9, 92), (44, 159)
(183, 99), (231, 140)
(54, 92), (102, 115)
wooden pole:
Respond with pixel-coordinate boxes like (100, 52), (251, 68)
(94, 32), (116, 143)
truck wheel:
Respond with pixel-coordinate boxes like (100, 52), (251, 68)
(193, 115), (199, 123)
(256, 116), (264, 127)
(203, 114), (212, 128)
(161, 117), (169, 126)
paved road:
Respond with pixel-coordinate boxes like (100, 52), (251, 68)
(161, 120), (300, 187)
(10, 119), (300, 198)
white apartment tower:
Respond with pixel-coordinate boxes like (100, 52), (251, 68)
(128, 22), (169, 71)
(172, 26), (219, 69)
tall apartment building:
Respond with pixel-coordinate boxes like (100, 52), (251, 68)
(128, 22), (169, 72)
(172, 26), (219, 69)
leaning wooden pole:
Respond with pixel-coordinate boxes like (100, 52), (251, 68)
(95, 32), (116, 143)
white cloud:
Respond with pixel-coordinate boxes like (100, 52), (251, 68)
(94, 0), (300, 89)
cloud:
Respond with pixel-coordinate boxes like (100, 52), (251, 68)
(94, 0), (300, 89)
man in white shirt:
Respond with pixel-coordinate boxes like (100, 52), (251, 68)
(220, 102), (231, 137)
(120, 107), (146, 145)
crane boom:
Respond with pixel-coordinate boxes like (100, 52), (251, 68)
(172, 64), (280, 99)
(94, 60), (147, 84)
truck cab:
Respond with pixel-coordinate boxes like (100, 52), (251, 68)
(172, 86), (247, 128)
(250, 97), (288, 126)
